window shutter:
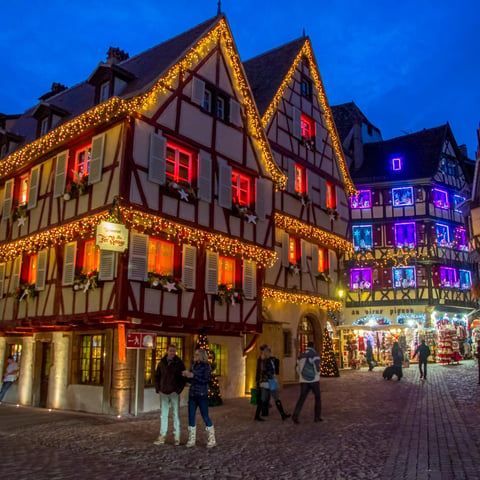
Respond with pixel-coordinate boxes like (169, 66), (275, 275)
(35, 250), (48, 291)
(62, 242), (77, 285)
(255, 177), (267, 221)
(11, 257), (22, 292)
(301, 240), (309, 272)
(197, 151), (212, 202)
(315, 122), (322, 151)
(287, 160), (295, 193)
(306, 169), (314, 200)
(98, 250), (116, 281)
(417, 266), (427, 287)
(191, 77), (205, 106)
(0, 263), (5, 298)
(229, 99), (242, 127)
(311, 245), (319, 276)
(27, 165), (41, 210)
(281, 232), (290, 267)
(218, 163), (232, 209)
(319, 177), (327, 208)
(328, 250), (335, 279)
(417, 222), (426, 245)
(243, 260), (256, 299)
(205, 250), (218, 294)
(148, 132), (167, 185)
(385, 224), (395, 246)
(292, 107), (302, 139)
(88, 133), (105, 184)
(182, 245), (197, 289)
(373, 226), (382, 247)
(2, 179), (14, 221)
(128, 233), (149, 281)
(53, 151), (69, 198)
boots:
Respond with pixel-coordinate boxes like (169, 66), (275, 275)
(275, 400), (291, 420)
(206, 425), (216, 448)
(186, 426), (196, 448)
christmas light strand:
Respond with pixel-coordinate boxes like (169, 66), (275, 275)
(262, 287), (342, 310)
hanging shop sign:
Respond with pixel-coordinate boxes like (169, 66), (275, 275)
(96, 221), (129, 252)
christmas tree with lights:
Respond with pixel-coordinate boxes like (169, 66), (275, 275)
(321, 327), (340, 377)
(196, 329), (223, 406)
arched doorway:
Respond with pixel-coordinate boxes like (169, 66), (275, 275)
(297, 316), (317, 353)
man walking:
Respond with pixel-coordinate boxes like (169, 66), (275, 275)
(153, 345), (186, 445)
(0, 356), (19, 404)
(413, 339), (431, 380)
(292, 341), (322, 424)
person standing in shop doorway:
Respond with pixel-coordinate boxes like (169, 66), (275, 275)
(391, 342), (404, 381)
(0, 356), (19, 404)
(413, 339), (431, 381)
(366, 341), (375, 371)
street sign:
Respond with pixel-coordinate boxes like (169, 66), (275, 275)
(126, 332), (156, 349)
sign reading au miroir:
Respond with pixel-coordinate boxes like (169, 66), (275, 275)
(96, 221), (129, 252)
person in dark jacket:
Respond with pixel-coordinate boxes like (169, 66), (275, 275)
(153, 345), (186, 445)
(183, 349), (216, 448)
(366, 341), (375, 371)
(391, 342), (404, 381)
(254, 345), (267, 421)
(262, 347), (290, 420)
(413, 339), (431, 380)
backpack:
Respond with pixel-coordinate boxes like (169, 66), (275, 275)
(301, 359), (316, 381)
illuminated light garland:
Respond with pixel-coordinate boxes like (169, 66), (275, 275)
(262, 287), (342, 310)
(260, 39), (357, 198)
(274, 213), (353, 253)
(0, 19), (287, 191)
(0, 206), (278, 268)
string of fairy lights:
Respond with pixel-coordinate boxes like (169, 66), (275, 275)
(260, 38), (357, 198)
(275, 212), (353, 253)
(263, 287), (341, 310)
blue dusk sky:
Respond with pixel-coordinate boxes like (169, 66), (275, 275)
(1, 0), (478, 157)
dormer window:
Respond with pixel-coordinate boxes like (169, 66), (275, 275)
(301, 76), (312, 100)
(203, 88), (213, 113)
(216, 97), (226, 120)
(99, 81), (110, 103)
(40, 117), (49, 136)
(0, 144), (7, 158)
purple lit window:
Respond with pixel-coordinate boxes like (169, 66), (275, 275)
(392, 157), (402, 171)
(392, 187), (414, 207)
(433, 188), (449, 210)
(394, 222), (416, 248)
(352, 225), (373, 251)
(393, 267), (416, 289)
(455, 227), (468, 251)
(436, 224), (451, 247)
(453, 195), (466, 213)
(350, 268), (372, 290)
(351, 190), (372, 209)
(440, 267), (459, 288)
(459, 270), (472, 290)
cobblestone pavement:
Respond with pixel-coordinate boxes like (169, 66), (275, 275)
(1, 361), (480, 480)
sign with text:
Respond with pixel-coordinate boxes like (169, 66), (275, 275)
(126, 332), (156, 349)
(96, 222), (129, 252)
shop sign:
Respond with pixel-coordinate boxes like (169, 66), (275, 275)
(126, 332), (156, 349)
(96, 221), (128, 252)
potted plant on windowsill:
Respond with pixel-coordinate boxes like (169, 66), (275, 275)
(300, 136), (316, 152)
(325, 207), (339, 221)
(232, 202), (257, 224)
(73, 270), (100, 292)
(295, 191), (311, 206)
(316, 270), (331, 283)
(11, 203), (28, 224)
(166, 180), (197, 202)
(64, 171), (90, 200)
(146, 272), (185, 293)
(214, 284), (244, 306)
(287, 262), (302, 276)
(15, 282), (37, 302)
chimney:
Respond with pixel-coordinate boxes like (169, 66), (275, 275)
(38, 82), (68, 101)
(106, 47), (129, 65)
(458, 144), (468, 158)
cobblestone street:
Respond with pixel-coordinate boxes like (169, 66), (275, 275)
(1, 361), (480, 480)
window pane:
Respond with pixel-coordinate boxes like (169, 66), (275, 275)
(75, 146), (91, 177)
(158, 241), (174, 275)
(209, 343), (224, 376)
(219, 256), (235, 286)
(28, 254), (38, 284)
(84, 240), (100, 272)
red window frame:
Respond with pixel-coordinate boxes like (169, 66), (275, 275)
(318, 247), (329, 273)
(301, 113), (315, 139)
(166, 142), (194, 185)
(326, 181), (337, 209)
(232, 170), (252, 207)
(288, 237), (300, 264)
(148, 238), (175, 275)
(17, 173), (29, 205)
(295, 163), (307, 194)
(73, 143), (92, 179)
(219, 256), (236, 287)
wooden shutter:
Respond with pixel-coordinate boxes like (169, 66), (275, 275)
(416, 265), (427, 287)
(243, 260), (256, 299)
(191, 77), (205, 105)
(315, 122), (322, 151)
(11, 257), (22, 291)
(311, 245), (319, 276)
(432, 265), (441, 288)
(301, 240), (309, 272)
(197, 151), (212, 202)
(35, 250), (48, 291)
(287, 160), (295, 193)
(306, 170), (314, 200)
(281, 232), (290, 267)
(88, 133), (105, 184)
(373, 226), (382, 247)
(385, 224), (395, 246)
(182, 245), (197, 289)
(27, 165), (41, 210)
(128, 233), (148, 281)
(218, 163), (232, 209)
(2, 179), (14, 221)
(318, 177), (327, 208)
(53, 151), (69, 198)
(205, 250), (218, 294)
(62, 242), (77, 285)
(98, 250), (116, 281)
(229, 99), (242, 126)
(292, 107), (302, 139)
(255, 177), (267, 221)
(417, 222), (426, 246)
(148, 132), (167, 185)
(328, 250), (335, 279)
(0, 263), (5, 298)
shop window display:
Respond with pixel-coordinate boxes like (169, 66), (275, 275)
(436, 223), (451, 247)
(392, 186), (414, 207)
(394, 222), (416, 248)
(350, 190), (372, 209)
(352, 225), (373, 251)
(350, 268), (372, 290)
(393, 266), (416, 288)
(459, 270), (472, 290)
(432, 188), (449, 209)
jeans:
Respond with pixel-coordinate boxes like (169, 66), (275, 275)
(0, 381), (13, 402)
(293, 381), (321, 420)
(419, 360), (428, 378)
(159, 392), (180, 437)
(188, 395), (212, 427)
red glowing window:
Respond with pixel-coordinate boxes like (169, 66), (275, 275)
(326, 182), (336, 209)
(301, 114), (315, 139)
(289, 237), (300, 264)
(318, 248), (329, 272)
(166, 143), (193, 185)
(83, 240), (100, 273)
(219, 256), (236, 287)
(232, 170), (252, 206)
(74, 144), (92, 177)
(295, 164), (307, 194)
(18, 173), (29, 205)
(27, 254), (38, 284)
(148, 238), (174, 275)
